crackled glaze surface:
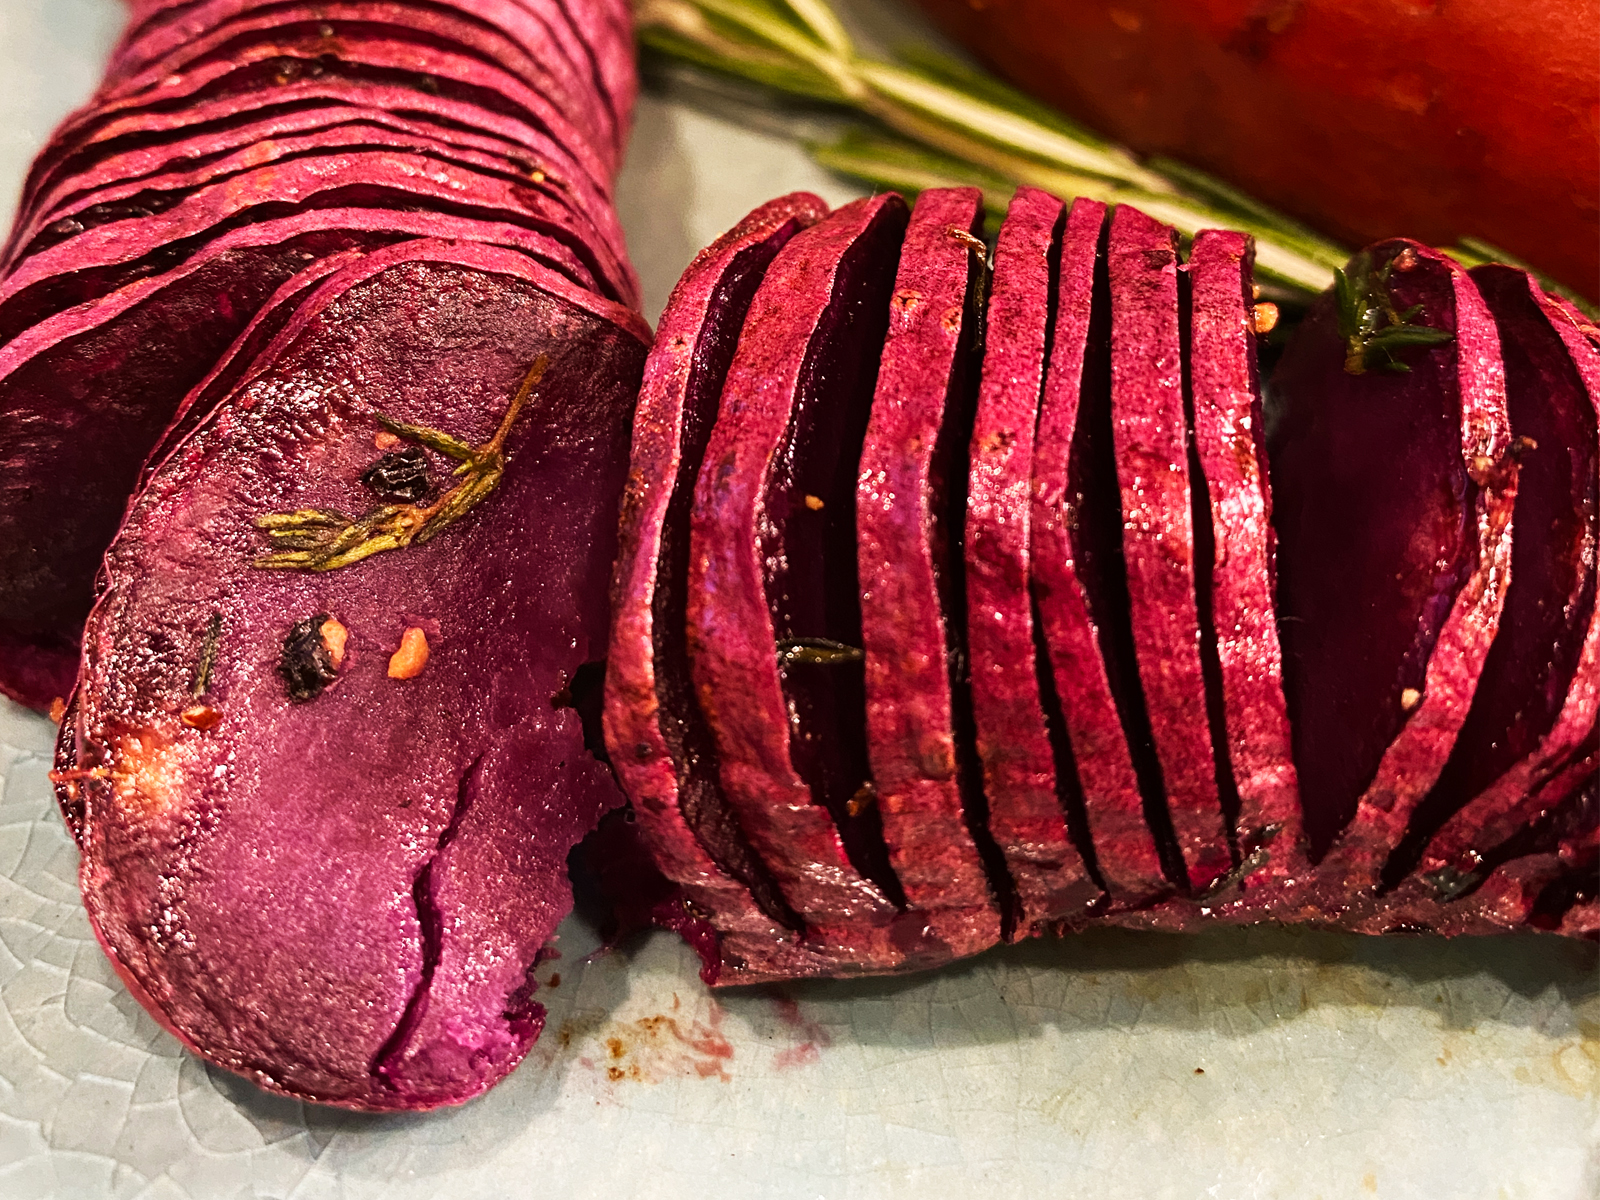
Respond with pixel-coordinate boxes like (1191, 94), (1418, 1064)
(0, 1), (1595, 1195)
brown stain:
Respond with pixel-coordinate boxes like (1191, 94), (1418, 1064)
(584, 996), (735, 1084)
(1361, 1173), (1377, 1193)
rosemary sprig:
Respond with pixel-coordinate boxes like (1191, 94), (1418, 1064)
(1334, 250), (1452, 374)
(252, 355), (548, 571)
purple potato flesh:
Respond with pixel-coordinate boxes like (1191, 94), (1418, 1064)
(1183, 229), (1306, 894)
(604, 193), (841, 986)
(15, 86), (625, 280)
(966, 185), (1100, 930)
(687, 195), (919, 971)
(0, 205), (598, 710)
(1278, 241), (1516, 887)
(0, 149), (632, 339)
(1031, 196), (1170, 903)
(1390, 273), (1599, 887)
(101, 7), (610, 171)
(858, 186), (1005, 956)
(21, 34), (614, 210)
(56, 240), (649, 1110)
(1106, 204), (1231, 893)
(9, 120), (624, 281)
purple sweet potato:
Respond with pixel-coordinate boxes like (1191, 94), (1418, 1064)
(55, 239), (649, 1109)
(98, 5), (611, 163)
(966, 185), (1100, 930)
(0, 149), (631, 338)
(1106, 203), (1232, 893)
(1275, 241), (1516, 885)
(857, 186), (1005, 956)
(17, 72), (614, 235)
(604, 192), (842, 986)
(0, 205), (604, 709)
(6, 103), (560, 262)
(93, 19), (613, 176)
(10, 120), (622, 277)
(687, 195), (914, 970)
(23, 31), (613, 205)
(1390, 274), (1599, 886)
(1183, 229), (1305, 891)
(1031, 196), (1170, 903)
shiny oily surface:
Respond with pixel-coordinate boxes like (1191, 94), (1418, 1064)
(0, 0), (1595, 1195)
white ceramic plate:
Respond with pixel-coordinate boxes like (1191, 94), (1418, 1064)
(0, 2), (1594, 1195)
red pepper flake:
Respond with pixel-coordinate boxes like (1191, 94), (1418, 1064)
(48, 697), (66, 724)
(374, 430), (402, 450)
(320, 617), (348, 668)
(1251, 302), (1280, 335)
(180, 704), (221, 731)
(388, 627), (430, 679)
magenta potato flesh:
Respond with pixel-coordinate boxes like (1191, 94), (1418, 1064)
(1106, 204), (1232, 892)
(1393, 274), (1600, 883)
(10, 120), (625, 278)
(966, 185), (1100, 929)
(858, 186), (1006, 956)
(57, 241), (649, 1110)
(1183, 229), (1305, 889)
(0, 149), (630, 339)
(1031, 196), (1170, 903)
(0, 201), (625, 709)
(1276, 241), (1516, 881)
(604, 193), (841, 985)
(687, 195), (917, 969)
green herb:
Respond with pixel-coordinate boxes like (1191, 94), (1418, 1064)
(1334, 249), (1453, 374)
(253, 356), (547, 571)
(776, 636), (864, 666)
(190, 611), (222, 697)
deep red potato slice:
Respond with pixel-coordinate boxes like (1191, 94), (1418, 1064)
(9, 120), (621, 280)
(1278, 242), (1516, 888)
(25, 30), (614, 202)
(99, 4), (610, 162)
(16, 80), (622, 264)
(687, 195), (915, 970)
(0, 149), (633, 345)
(604, 193), (843, 986)
(56, 240), (649, 1110)
(858, 186), (1005, 956)
(1031, 196), (1170, 903)
(1183, 229), (1306, 893)
(966, 185), (1100, 930)
(1390, 272), (1599, 887)
(1105, 203), (1232, 893)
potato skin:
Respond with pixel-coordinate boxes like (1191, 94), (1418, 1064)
(912, 0), (1599, 300)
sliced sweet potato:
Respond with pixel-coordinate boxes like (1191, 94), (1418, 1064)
(687, 194), (915, 970)
(1271, 240), (1516, 885)
(966, 185), (1100, 929)
(1183, 228), (1305, 892)
(1106, 203), (1231, 893)
(10, 120), (621, 277)
(55, 240), (649, 1110)
(1031, 196), (1169, 903)
(1387, 274), (1599, 889)
(858, 186), (1006, 955)
(604, 193), (842, 985)
(0, 149), (631, 339)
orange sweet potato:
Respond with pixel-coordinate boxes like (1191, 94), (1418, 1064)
(912, 0), (1599, 300)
